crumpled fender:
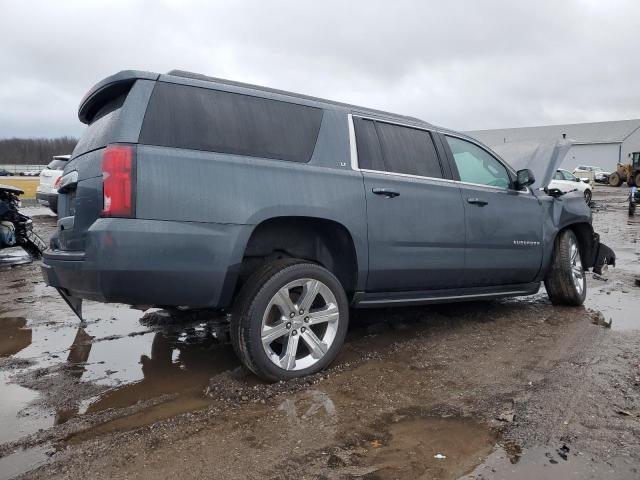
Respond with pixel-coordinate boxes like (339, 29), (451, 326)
(589, 234), (616, 275)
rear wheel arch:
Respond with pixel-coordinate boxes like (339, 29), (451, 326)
(238, 216), (359, 297)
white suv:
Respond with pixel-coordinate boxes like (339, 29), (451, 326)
(574, 165), (610, 184)
(36, 155), (70, 213)
(549, 168), (593, 203)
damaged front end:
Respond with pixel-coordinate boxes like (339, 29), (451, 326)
(584, 232), (616, 276)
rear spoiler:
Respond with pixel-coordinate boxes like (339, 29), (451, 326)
(78, 70), (159, 124)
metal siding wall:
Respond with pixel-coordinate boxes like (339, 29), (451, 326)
(559, 143), (620, 171)
(621, 128), (640, 164)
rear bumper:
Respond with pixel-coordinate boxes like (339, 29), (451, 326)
(41, 218), (252, 308)
(36, 192), (58, 210)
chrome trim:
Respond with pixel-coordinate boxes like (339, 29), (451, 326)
(359, 168), (531, 194)
(359, 168), (458, 186)
(356, 288), (537, 306)
(347, 113), (359, 171)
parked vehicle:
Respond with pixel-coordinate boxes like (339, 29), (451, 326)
(42, 70), (614, 381)
(573, 165), (610, 184)
(549, 168), (593, 203)
(0, 184), (47, 259)
(0, 169), (14, 177)
(19, 170), (41, 177)
(36, 155), (71, 214)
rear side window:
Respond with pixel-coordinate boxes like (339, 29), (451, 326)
(140, 82), (324, 163)
(353, 118), (385, 171)
(375, 122), (443, 178)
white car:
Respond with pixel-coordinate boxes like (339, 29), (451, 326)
(549, 168), (593, 203)
(36, 155), (70, 214)
(573, 165), (610, 184)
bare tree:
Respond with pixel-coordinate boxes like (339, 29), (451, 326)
(0, 137), (78, 165)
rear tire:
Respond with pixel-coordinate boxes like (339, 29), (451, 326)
(609, 172), (622, 187)
(583, 189), (592, 204)
(230, 259), (349, 382)
(544, 229), (586, 306)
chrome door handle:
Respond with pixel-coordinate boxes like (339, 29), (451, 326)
(372, 188), (400, 198)
(467, 197), (488, 206)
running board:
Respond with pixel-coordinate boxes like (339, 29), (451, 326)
(352, 282), (541, 308)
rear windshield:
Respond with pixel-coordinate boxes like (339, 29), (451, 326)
(72, 89), (130, 157)
(139, 82), (324, 163)
(46, 159), (68, 170)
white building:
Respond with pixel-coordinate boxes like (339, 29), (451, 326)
(466, 119), (640, 171)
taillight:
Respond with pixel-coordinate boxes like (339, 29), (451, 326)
(101, 144), (136, 218)
(53, 176), (62, 190)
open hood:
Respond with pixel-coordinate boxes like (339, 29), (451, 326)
(489, 139), (572, 189)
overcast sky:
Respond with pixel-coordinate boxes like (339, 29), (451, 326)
(1, 0), (639, 138)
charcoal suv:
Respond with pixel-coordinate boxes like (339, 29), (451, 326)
(42, 70), (612, 381)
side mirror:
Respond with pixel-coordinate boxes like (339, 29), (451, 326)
(516, 169), (535, 189)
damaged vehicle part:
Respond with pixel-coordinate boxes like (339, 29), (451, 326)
(0, 184), (47, 260)
(42, 70), (614, 381)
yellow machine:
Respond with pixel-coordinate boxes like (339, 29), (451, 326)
(609, 152), (640, 187)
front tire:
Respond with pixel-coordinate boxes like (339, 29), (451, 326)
(230, 259), (349, 382)
(584, 189), (592, 204)
(609, 172), (622, 187)
(544, 230), (586, 306)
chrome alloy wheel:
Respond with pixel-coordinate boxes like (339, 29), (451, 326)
(261, 278), (340, 371)
(569, 236), (584, 295)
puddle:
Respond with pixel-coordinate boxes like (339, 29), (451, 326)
(465, 443), (638, 479)
(584, 285), (639, 331)
(587, 207), (640, 331)
(0, 444), (51, 480)
(293, 411), (499, 480)
(0, 317), (32, 357)
(359, 416), (497, 480)
(0, 372), (53, 445)
(0, 300), (239, 448)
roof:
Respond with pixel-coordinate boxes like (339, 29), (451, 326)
(80, 69), (431, 128)
(165, 70), (429, 126)
(465, 119), (640, 147)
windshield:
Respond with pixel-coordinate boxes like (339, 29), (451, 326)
(46, 159), (67, 170)
(487, 139), (572, 189)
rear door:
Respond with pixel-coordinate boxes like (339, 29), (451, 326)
(353, 117), (466, 292)
(441, 134), (543, 287)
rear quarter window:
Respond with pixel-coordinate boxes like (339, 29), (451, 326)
(139, 82), (324, 163)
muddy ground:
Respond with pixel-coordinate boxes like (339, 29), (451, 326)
(0, 187), (639, 480)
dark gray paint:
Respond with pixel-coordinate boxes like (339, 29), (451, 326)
(43, 70), (599, 311)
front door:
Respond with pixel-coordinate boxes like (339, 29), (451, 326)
(442, 135), (543, 286)
(353, 117), (466, 292)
